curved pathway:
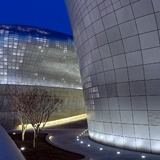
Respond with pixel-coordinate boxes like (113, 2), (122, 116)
(44, 119), (160, 160)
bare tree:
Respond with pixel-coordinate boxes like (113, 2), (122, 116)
(9, 85), (29, 141)
(11, 86), (63, 148)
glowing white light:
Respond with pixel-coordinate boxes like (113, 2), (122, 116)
(80, 141), (83, 144)
(49, 136), (53, 140)
(117, 152), (120, 154)
(17, 114), (87, 130)
(77, 136), (79, 138)
(100, 148), (103, 150)
(20, 147), (25, 151)
(87, 144), (90, 147)
(13, 133), (16, 135)
(142, 155), (145, 158)
(77, 139), (79, 141)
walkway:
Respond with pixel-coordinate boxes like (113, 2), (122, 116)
(44, 119), (160, 160)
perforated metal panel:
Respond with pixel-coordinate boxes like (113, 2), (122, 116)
(0, 25), (81, 89)
(65, 0), (160, 153)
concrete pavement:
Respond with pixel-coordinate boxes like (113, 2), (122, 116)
(44, 119), (160, 160)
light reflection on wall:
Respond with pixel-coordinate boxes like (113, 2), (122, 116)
(65, 0), (160, 154)
(0, 25), (82, 89)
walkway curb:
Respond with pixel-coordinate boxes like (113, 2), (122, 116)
(45, 133), (91, 160)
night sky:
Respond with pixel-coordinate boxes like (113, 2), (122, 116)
(0, 0), (72, 35)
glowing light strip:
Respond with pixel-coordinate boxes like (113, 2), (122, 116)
(16, 114), (87, 130)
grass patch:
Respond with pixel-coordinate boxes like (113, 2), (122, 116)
(9, 132), (85, 160)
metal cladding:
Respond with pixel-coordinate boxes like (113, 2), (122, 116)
(0, 25), (81, 89)
(65, 0), (160, 153)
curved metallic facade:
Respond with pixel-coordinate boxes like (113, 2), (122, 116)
(0, 25), (85, 130)
(66, 0), (160, 153)
(0, 25), (81, 89)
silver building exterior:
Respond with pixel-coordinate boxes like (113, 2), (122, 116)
(65, 0), (160, 153)
(0, 25), (85, 129)
(0, 25), (81, 89)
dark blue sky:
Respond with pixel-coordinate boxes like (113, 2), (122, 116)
(0, 0), (72, 35)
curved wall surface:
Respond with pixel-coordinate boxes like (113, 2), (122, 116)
(0, 85), (85, 130)
(65, 0), (160, 153)
(0, 25), (85, 130)
(0, 25), (81, 89)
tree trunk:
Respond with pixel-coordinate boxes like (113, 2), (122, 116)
(33, 130), (36, 148)
(33, 129), (38, 148)
(22, 124), (25, 141)
(21, 124), (27, 141)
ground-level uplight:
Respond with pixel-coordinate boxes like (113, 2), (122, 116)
(20, 147), (25, 151)
(117, 151), (120, 154)
(80, 141), (83, 144)
(142, 155), (145, 158)
(77, 139), (79, 141)
(13, 133), (16, 135)
(87, 144), (90, 147)
(100, 148), (103, 150)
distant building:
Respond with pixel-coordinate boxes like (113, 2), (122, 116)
(0, 25), (85, 129)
